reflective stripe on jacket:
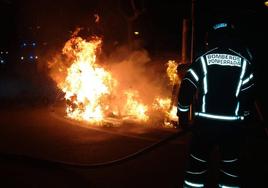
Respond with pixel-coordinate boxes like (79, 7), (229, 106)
(178, 47), (254, 121)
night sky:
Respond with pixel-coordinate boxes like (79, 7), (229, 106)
(1, 0), (267, 51)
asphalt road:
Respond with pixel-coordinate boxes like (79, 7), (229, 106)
(0, 105), (267, 188)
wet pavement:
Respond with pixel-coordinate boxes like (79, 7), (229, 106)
(0, 106), (267, 188)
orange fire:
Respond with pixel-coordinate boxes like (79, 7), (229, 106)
(60, 36), (116, 124)
(49, 32), (180, 126)
(165, 60), (179, 127)
(166, 60), (179, 86)
(122, 90), (149, 122)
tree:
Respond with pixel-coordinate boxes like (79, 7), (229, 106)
(119, 0), (146, 49)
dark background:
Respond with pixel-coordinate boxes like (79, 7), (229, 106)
(0, 0), (267, 117)
(0, 0), (267, 66)
(1, 0), (267, 55)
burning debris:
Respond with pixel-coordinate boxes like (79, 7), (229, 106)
(48, 30), (180, 127)
(166, 60), (179, 86)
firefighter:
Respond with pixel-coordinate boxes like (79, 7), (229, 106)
(178, 19), (255, 188)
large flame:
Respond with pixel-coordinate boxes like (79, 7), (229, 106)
(60, 36), (115, 123)
(49, 32), (180, 126)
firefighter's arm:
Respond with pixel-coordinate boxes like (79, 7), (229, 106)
(239, 63), (255, 121)
(177, 78), (196, 129)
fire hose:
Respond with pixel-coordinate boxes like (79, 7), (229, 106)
(0, 127), (191, 169)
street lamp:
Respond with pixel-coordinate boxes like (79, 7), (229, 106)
(265, 1), (268, 7)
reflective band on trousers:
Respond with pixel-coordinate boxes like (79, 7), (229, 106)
(186, 170), (207, 175)
(178, 103), (190, 112)
(195, 112), (244, 121)
(219, 184), (240, 188)
(222, 158), (238, 163)
(178, 106), (190, 112)
(190, 154), (207, 163)
(184, 180), (204, 187)
(220, 170), (239, 178)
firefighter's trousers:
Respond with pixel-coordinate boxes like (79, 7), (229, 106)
(183, 119), (245, 188)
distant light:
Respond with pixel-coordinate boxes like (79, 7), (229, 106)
(30, 56), (34, 59)
(32, 42), (36, 46)
(35, 56), (38, 59)
(0, 51), (3, 54)
(21, 56), (24, 60)
(134, 31), (139, 35)
(0, 60), (4, 64)
(265, 1), (268, 7)
(6, 51), (8, 54)
(23, 43), (27, 47)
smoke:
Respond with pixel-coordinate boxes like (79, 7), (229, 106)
(104, 45), (171, 106)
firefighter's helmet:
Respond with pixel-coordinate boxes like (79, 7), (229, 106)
(206, 19), (237, 48)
